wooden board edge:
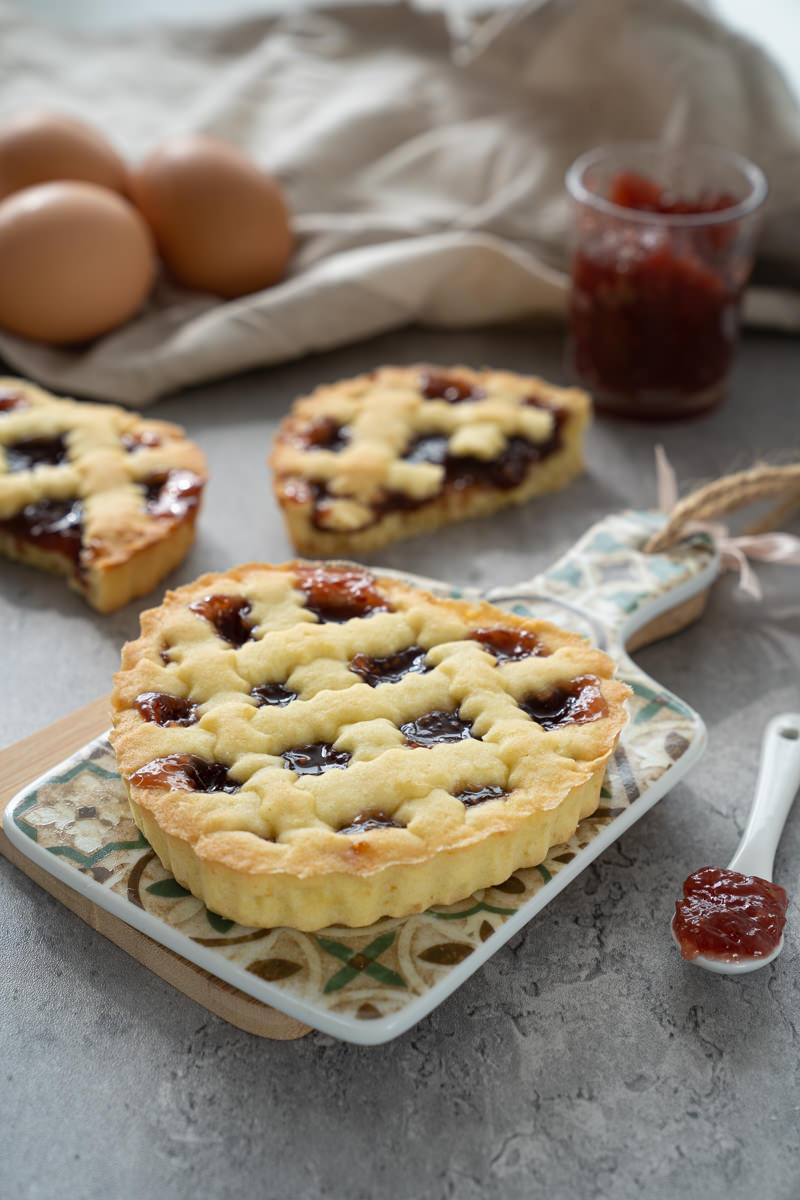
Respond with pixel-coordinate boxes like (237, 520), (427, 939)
(0, 698), (311, 1041)
(625, 588), (710, 653)
(0, 694), (112, 807)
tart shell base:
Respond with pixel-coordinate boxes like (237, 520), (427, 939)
(127, 769), (606, 931)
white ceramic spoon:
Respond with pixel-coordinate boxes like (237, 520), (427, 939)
(672, 712), (800, 974)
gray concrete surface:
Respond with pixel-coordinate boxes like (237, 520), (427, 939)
(1, 324), (799, 1200)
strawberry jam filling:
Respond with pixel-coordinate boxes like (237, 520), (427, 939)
(456, 785), (508, 807)
(419, 371), (484, 404)
(401, 710), (474, 747)
(143, 469), (204, 518)
(282, 742), (351, 775)
(295, 564), (393, 623)
(338, 810), (404, 834)
(469, 627), (547, 661)
(0, 389), (28, 412)
(131, 754), (240, 793)
(4, 435), (68, 472)
(135, 692), (198, 726)
(296, 416), (351, 452)
(0, 498), (83, 564)
(349, 645), (430, 686)
(519, 675), (606, 730)
(189, 594), (254, 647)
(251, 682), (298, 707)
(401, 430), (560, 492)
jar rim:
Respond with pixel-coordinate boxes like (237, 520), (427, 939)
(565, 141), (768, 227)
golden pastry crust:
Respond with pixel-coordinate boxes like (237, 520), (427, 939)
(110, 560), (630, 930)
(0, 377), (207, 611)
(270, 365), (590, 556)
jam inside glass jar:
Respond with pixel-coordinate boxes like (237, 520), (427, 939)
(566, 143), (766, 419)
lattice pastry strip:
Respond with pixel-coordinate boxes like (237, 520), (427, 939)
(0, 378), (207, 611)
(111, 561), (630, 930)
(270, 365), (591, 555)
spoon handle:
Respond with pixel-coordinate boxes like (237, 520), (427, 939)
(728, 713), (800, 880)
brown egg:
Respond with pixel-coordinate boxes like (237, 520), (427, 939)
(0, 110), (130, 202)
(132, 133), (293, 298)
(0, 181), (156, 344)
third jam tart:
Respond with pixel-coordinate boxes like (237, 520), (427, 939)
(0, 378), (207, 612)
(110, 560), (630, 931)
(270, 365), (591, 556)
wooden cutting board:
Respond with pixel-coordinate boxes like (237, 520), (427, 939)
(0, 696), (312, 1040)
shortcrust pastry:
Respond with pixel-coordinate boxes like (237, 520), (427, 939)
(270, 366), (590, 555)
(110, 561), (630, 931)
(0, 379), (207, 612)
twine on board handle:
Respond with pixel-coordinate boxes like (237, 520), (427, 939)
(644, 449), (800, 599)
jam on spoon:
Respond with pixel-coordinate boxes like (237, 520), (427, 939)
(671, 713), (800, 973)
(673, 867), (788, 962)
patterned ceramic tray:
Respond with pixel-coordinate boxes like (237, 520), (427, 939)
(4, 511), (717, 1045)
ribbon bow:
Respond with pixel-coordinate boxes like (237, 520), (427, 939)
(654, 446), (800, 600)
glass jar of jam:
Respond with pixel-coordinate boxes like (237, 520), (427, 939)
(566, 143), (766, 419)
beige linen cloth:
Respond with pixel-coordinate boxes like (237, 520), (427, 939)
(0, 0), (799, 405)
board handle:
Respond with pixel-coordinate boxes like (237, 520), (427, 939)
(486, 510), (719, 653)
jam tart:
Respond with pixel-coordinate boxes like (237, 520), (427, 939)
(110, 561), (630, 931)
(0, 378), (207, 612)
(270, 365), (591, 556)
